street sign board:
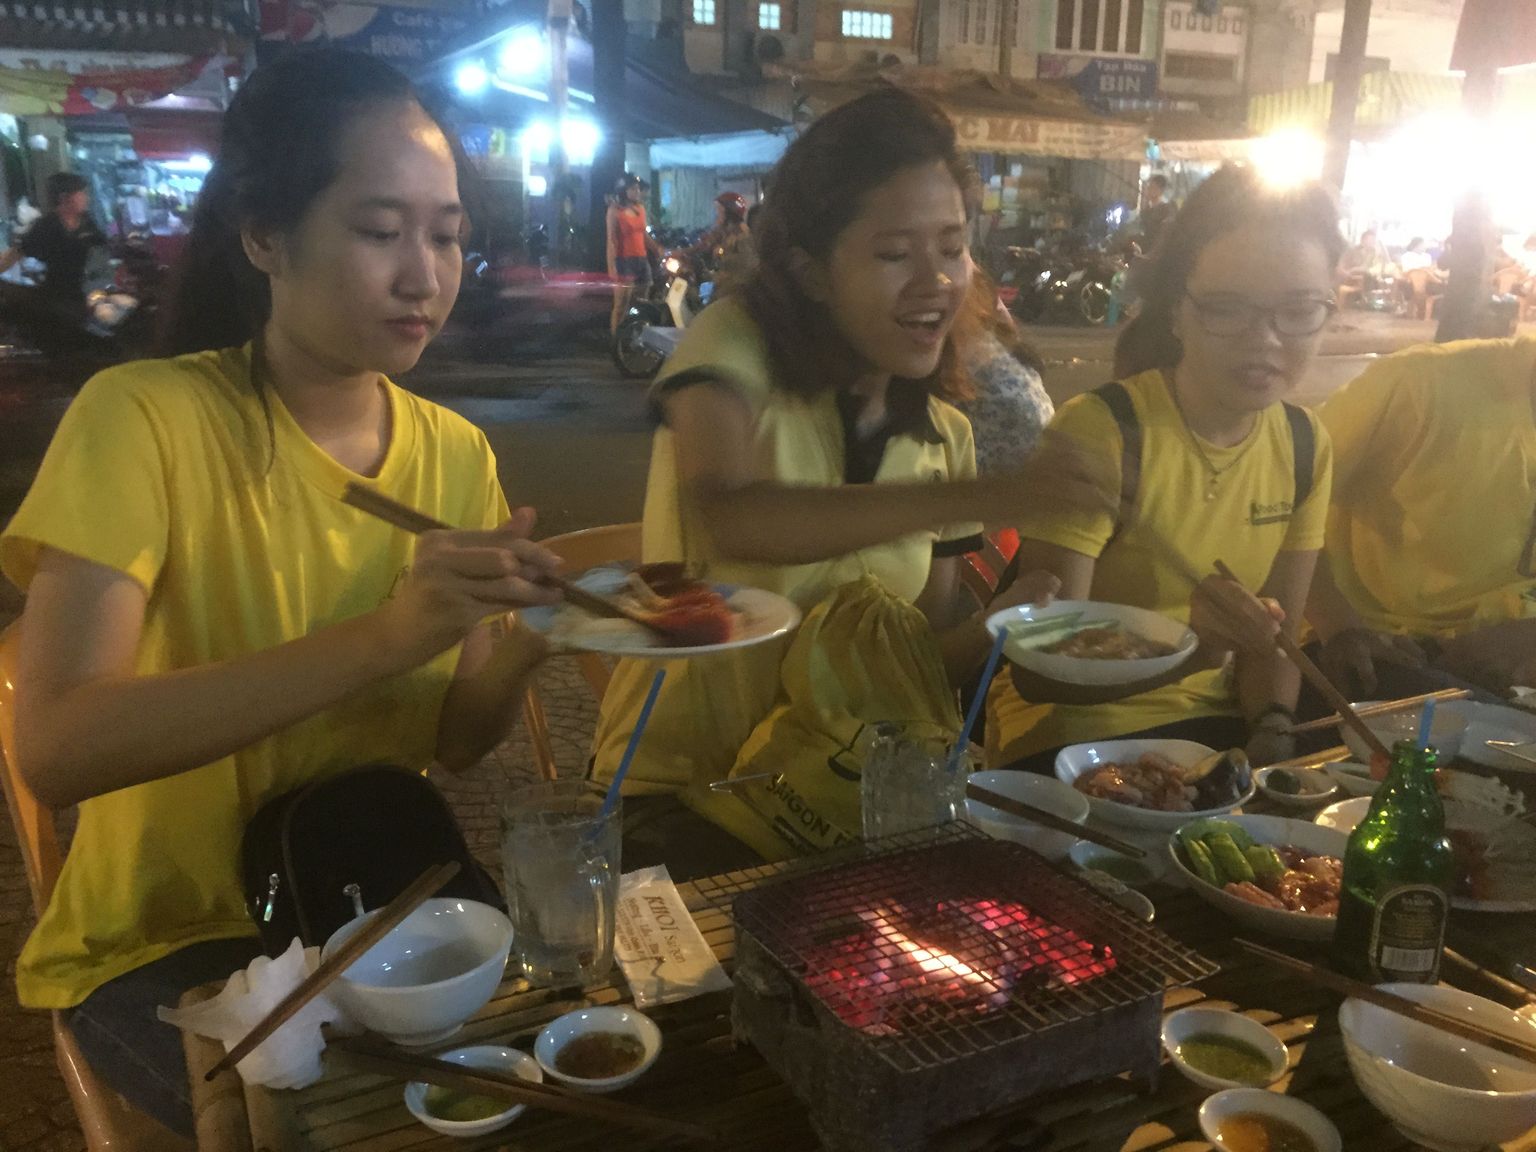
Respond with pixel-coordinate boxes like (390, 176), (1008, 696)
(1038, 53), (1159, 104)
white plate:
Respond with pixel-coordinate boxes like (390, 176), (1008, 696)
(1055, 739), (1254, 831)
(520, 566), (801, 658)
(1316, 796), (1536, 913)
(1255, 766), (1340, 809)
(1168, 814), (1348, 942)
(1344, 701), (1536, 775)
(985, 600), (1196, 687)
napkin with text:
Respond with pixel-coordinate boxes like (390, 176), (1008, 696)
(613, 865), (732, 1007)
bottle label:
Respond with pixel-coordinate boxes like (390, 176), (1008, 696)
(1368, 884), (1447, 982)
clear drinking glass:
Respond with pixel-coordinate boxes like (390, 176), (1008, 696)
(501, 780), (621, 988)
(860, 722), (969, 840)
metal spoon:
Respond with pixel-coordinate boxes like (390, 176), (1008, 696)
(1486, 739), (1536, 766)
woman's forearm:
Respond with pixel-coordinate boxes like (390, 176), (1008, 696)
(697, 476), (1025, 566)
(1234, 646), (1302, 723)
(17, 607), (427, 808)
(434, 624), (549, 772)
(1305, 550), (1366, 643)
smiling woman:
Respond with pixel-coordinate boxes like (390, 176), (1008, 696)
(0, 48), (560, 1140)
(588, 90), (1101, 871)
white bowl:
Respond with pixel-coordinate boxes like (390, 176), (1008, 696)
(403, 1045), (542, 1137)
(1340, 982), (1536, 1151)
(1255, 766), (1339, 809)
(1055, 739), (1253, 831)
(1314, 795), (1372, 836)
(966, 771), (1089, 861)
(1343, 700), (1469, 763)
(1161, 1007), (1288, 1091)
(1167, 815), (1348, 942)
(1198, 1088), (1341, 1152)
(986, 600), (1196, 687)
(1068, 839), (1167, 889)
(1322, 760), (1380, 797)
(535, 1006), (662, 1093)
(321, 898), (514, 1045)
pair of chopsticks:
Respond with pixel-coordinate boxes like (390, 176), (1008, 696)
(207, 861), (462, 1079)
(1237, 940), (1536, 1064)
(339, 483), (666, 638)
(1205, 561), (1392, 762)
(1285, 689), (1472, 737)
(330, 1036), (718, 1144)
(965, 781), (1146, 859)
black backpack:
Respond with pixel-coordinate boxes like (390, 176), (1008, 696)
(240, 764), (505, 956)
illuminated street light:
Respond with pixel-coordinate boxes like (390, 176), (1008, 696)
(498, 30), (544, 79)
(1250, 129), (1325, 190)
(455, 60), (489, 96)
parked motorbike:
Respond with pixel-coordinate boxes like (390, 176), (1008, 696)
(996, 239), (1121, 327)
(0, 234), (161, 366)
(612, 251), (703, 378)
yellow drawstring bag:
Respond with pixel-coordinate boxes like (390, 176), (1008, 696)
(686, 575), (960, 860)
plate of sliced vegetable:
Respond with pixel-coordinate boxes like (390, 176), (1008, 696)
(1168, 815), (1348, 941)
(986, 600), (1197, 687)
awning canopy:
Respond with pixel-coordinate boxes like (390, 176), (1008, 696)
(766, 63), (1148, 161)
(1248, 69), (1536, 136)
(0, 1), (241, 56)
(0, 54), (230, 117)
(649, 128), (793, 168)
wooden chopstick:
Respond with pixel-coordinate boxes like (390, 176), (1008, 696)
(205, 861), (460, 1080)
(330, 1037), (719, 1144)
(1265, 745), (1352, 771)
(966, 782), (1147, 859)
(1210, 561), (1392, 762)
(1235, 939), (1536, 1065)
(1285, 689), (1472, 736)
(339, 482), (667, 637)
(1443, 947), (1536, 1007)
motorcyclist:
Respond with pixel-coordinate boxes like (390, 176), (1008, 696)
(0, 172), (108, 352)
(683, 191), (752, 296)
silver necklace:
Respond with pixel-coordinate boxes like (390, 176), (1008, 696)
(1171, 383), (1257, 502)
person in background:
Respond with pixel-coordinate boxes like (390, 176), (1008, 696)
(0, 49), (559, 1139)
(0, 171), (107, 348)
(684, 190), (753, 297)
(1307, 335), (1536, 699)
(1396, 237), (1432, 273)
(959, 273), (1053, 476)
(987, 166), (1342, 773)
(1135, 174), (1175, 256)
(1340, 228), (1390, 294)
(606, 172), (660, 332)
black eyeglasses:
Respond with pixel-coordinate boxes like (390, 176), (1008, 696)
(1185, 293), (1337, 338)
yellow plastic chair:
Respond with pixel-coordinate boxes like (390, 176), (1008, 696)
(519, 523), (643, 780)
(0, 626), (193, 1151)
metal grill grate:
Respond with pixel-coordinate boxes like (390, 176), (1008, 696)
(698, 824), (1216, 1074)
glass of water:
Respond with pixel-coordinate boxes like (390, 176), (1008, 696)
(860, 722), (969, 840)
(502, 780), (621, 988)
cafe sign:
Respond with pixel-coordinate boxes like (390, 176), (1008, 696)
(951, 113), (1147, 161)
(1038, 53), (1160, 104)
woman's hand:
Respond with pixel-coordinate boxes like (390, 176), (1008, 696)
(990, 567), (1061, 613)
(1317, 627), (1426, 699)
(381, 507), (562, 666)
(1189, 575), (1285, 661)
(1245, 711), (1296, 768)
(1436, 620), (1536, 694)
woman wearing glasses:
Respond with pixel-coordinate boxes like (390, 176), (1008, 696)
(1306, 336), (1536, 699)
(987, 166), (1343, 772)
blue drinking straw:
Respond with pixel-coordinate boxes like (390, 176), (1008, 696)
(599, 667), (666, 822)
(1417, 697), (1436, 753)
(950, 627), (1008, 775)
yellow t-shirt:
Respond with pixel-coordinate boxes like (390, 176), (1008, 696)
(591, 299), (981, 796)
(1319, 336), (1536, 638)
(988, 369), (1332, 765)
(0, 347), (509, 1009)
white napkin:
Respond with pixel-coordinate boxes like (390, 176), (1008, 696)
(158, 937), (356, 1090)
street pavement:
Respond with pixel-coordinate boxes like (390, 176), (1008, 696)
(0, 309), (1491, 1148)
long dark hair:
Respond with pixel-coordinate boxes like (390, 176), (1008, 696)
(741, 87), (978, 403)
(1113, 166), (1345, 379)
(160, 48), (460, 357)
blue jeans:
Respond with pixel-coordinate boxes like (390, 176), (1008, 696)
(64, 937), (264, 1138)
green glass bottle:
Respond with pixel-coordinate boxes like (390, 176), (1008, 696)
(1332, 740), (1454, 983)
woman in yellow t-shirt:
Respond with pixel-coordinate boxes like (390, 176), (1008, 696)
(988, 167), (1342, 773)
(0, 50), (560, 1138)
(588, 92), (1266, 874)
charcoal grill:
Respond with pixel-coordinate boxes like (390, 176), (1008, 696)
(696, 824), (1217, 1152)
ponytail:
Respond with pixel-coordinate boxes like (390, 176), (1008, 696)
(158, 166), (270, 355)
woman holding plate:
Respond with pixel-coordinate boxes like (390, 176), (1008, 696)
(987, 166), (1343, 775)
(588, 93), (1270, 874)
(0, 49), (559, 1138)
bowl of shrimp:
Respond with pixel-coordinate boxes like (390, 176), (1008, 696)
(1167, 814), (1348, 942)
(1054, 740), (1255, 831)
